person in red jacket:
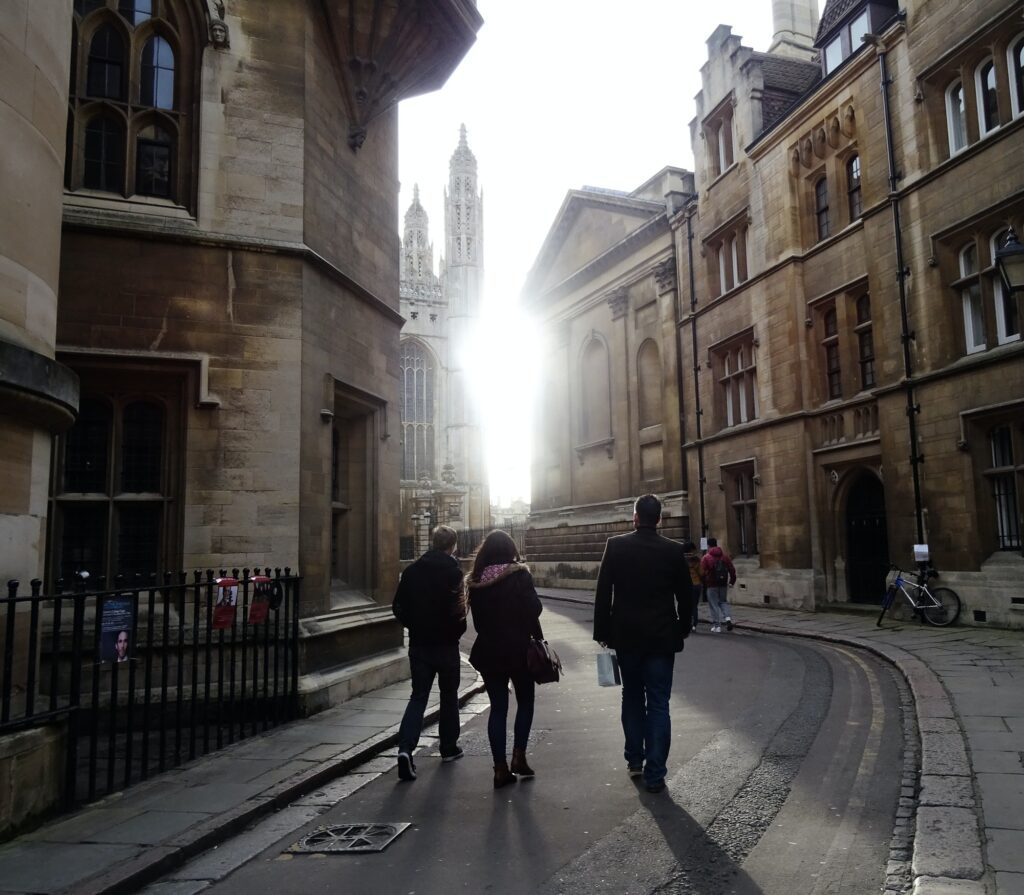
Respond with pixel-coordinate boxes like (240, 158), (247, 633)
(699, 537), (737, 633)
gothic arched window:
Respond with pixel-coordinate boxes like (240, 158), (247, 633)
(400, 340), (436, 481)
(580, 337), (611, 443)
(68, 0), (198, 206)
(637, 340), (662, 429)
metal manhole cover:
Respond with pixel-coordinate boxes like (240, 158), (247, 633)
(290, 823), (410, 854)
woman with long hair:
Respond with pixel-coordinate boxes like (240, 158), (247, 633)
(467, 529), (543, 789)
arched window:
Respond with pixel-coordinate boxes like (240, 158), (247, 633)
(637, 340), (662, 429)
(977, 59), (1000, 135)
(68, 1), (197, 205)
(140, 35), (175, 109)
(946, 80), (968, 153)
(822, 307), (841, 400)
(400, 340), (435, 481)
(815, 177), (830, 241)
(87, 25), (125, 100)
(855, 294), (875, 390)
(847, 155), (862, 221)
(1010, 35), (1024, 119)
(580, 338), (611, 442)
(136, 123), (173, 197)
(84, 116), (125, 191)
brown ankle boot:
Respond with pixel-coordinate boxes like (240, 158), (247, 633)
(510, 748), (535, 778)
(493, 760), (516, 789)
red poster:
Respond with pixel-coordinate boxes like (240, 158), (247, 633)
(248, 576), (272, 624)
(213, 578), (238, 630)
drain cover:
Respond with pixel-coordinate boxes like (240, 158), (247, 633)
(289, 823), (410, 854)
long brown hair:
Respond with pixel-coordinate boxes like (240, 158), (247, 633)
(469, 529), (521, 582)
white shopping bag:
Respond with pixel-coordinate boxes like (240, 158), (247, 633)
(596, 649), (620, 687)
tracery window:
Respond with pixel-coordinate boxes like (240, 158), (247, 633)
(400, 340), (436, 481)
(715, 334), (758, 429)
(1010, 34), (1024, 118)
(67, 0), (198, 206)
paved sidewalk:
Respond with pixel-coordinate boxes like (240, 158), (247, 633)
(541, 586), (1024, 895)
(0, 658), (485, 895)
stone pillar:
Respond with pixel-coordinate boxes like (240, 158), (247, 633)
(0, 3), (79, 585)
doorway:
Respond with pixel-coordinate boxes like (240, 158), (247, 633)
(845, 471), (889, 603)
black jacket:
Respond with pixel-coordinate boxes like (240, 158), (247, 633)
(468, 564), (543, 677)
(392, 549), (466, 646)
(593, 526), (691, 654)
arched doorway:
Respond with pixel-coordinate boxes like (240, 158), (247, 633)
(845, 471), (889, 603)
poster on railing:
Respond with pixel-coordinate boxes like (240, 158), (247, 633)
(213, 578), (238, 630)
(248, 576), (272, 624)
(100, 598), (133, 664)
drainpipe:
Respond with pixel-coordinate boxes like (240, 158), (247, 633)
(875, 37), (926, 549)
(684, 200), (708, 539)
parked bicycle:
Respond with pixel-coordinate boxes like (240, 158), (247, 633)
(876, 565), (961, 627)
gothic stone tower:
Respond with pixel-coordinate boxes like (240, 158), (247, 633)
(399, 127), (489, 557)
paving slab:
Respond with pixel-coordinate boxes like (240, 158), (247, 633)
(0, 841), (143, 893)
(87, 811), (213, 845)
(989, 829), (1024, 873)
(977, 774), (1024, 829)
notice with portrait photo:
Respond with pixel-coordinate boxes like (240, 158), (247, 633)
(213, 578), (238, 630)
(100, 598), (133, 664)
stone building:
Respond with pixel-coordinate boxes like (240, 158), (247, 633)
(398, 127), (490, 557)
(527, 0), (1024, 627)
(523, 169), (694, 585)
(0, 0), (482, 702)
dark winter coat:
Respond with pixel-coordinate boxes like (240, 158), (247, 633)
(700, 546), (737, 587)
(467, 563), (543, 677)
(593, 526), (691, 654)
(392, 549), (466, 646)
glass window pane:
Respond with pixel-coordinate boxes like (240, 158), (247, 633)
(121, 401), (164, 492)
(59, 503), (109, 582)
(960, 243), (977, 276)
(1014, 39), (1024, 115)
(86, 25), (124, 100)
(849, 11), (870, 50)
(948, 82), (967, 151)
(75, 0), (106, 17)
(136, 127), (172, 198)
(856, 294), (871, 324)
(64, 399), (112, 493)
(824, 37), (843, 73)
(118, 0), (153, 25)
(141, 36), (175, 109)
(116, 503), (162, 576)
(84, 117), (124, 192)
(991, 427), (1014, 467)
(979, 61), (999, 132)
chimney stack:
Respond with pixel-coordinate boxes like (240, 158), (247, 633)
(768, 0), (819, 58)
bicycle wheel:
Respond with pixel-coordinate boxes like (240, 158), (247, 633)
(921, 587), (961, 627)
(877, 586), (896, 627)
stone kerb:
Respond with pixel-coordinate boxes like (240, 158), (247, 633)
(738, 619), (986, 893)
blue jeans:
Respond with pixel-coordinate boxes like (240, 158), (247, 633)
(483, 672), (535, 763)
(397, 641), (462, 755)
(706, 586), (732, 625)
(616, 650), (675, 786)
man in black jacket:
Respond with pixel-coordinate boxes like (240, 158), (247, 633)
(392, 525), (467, 781)
(594, 494), (691, 793)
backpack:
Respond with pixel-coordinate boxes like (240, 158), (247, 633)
(710, 557), (729, 586)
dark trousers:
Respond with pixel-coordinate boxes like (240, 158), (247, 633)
(616, 650), (675, 787)
(397, 641), (462, 755)
(482, 671), (535, 763)
(691, 582), (701, 627)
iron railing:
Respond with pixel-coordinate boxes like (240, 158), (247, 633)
(0, 568), (300, 810)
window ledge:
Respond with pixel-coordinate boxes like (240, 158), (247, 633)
(64, 191), (194, 220)
(574, 437), (614, 464)
(705, 162), (739, 193)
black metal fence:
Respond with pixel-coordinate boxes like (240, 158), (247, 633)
(0, 568), (301, 810)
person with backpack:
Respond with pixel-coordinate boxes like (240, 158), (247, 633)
(700, 537), (737, 633)
(392, 525), (467, 781)
(682, 541), (703, 632)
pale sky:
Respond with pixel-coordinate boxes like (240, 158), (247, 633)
(398, 0), (818, 507)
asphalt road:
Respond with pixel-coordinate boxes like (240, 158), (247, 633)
(147, 601), (906, 895)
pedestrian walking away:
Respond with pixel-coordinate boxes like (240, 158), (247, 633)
(593, 494), (692, 793)
(700, 537), (737, 633)
(392, 524), (467, 782)
(682, 540), (702, 632)
(467, 529), (543, 789)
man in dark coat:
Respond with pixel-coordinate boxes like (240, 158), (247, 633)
(593, 494), (691, 793)
(392, 525), (467, 781)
